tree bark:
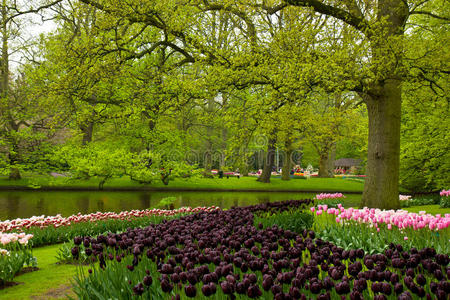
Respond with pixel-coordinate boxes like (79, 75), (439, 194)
(9, 167), (21, 180)
(8, 146), (21, 180)
(318, 144), (335, 178)
(361, 80), (402, 209)
(318, 152), (330, 178)
(359, 0), (407, 209)
(257, 136), (276, 183)
(327, 144), (336, 176)
(281, 140), (293, 181)
(80, 121), (94, 145)
(1, 1), (17, 180)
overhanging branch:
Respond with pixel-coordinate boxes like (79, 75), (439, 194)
(409, 11), (450, 22)
(284, 0), (370, 34)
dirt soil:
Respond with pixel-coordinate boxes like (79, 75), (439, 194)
(30, 284), (75, 299)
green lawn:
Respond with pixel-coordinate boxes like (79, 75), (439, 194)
(0, 244), (85, 300)
(404, 205), (450, 216)
(0, 175), (365, 193)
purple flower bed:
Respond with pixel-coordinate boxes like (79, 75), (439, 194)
(72, 200), (449, 299)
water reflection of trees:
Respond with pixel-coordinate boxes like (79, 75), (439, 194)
(5, 193), (20, 219)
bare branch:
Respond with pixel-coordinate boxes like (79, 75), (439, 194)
(6, 0), (64, 24)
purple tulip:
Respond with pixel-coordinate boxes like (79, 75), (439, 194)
(271, 284), (282, 295)
(247, 285), (262, 298)
(184, 284), (196, 298)
(132, 283), (144, 295)
(161, 280), (173, 293)
(71, 246), (79, 258)
(74, 236), (82, 245)
(220, 281), (233, 294)
(236, 282), (246, 294)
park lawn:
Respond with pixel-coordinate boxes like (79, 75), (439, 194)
(0, 244), (85, 300)
(0, 175), (365, 192)
(403, 205), (450, 216)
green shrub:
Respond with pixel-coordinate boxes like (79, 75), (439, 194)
(440, 196), (450, 208)
(154, 196), (177, 209)
(400, 198), (436, 208)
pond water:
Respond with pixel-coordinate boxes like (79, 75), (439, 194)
(0, 190), (362, 220)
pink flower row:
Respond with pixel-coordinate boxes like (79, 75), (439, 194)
(0, 206), (220, 232)
(315, 193), (346, 200)
(0, 232), (33, 246)
(440, 189), (450, 197)
(311, 204), (450, 231)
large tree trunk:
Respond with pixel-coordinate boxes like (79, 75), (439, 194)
(7, 129), (21, 180)
(361, 80), (402, 209)
(360, 0), (407, 209)
(9, 167), (21, 180)
(318, 152), (329, 178)
(80, 121), (94, 145)
(239, 154), (249, 176)
(257, 136), (276, 183)
(318, 147), (335, 178)
(327, 144), (336, 176)
(282, 141), (293, 181)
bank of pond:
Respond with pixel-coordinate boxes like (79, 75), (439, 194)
(0, 190), (363, 220)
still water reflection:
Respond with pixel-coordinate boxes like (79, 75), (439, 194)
(0, 191), (362, 220)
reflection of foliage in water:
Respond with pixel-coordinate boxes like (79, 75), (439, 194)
(0, 191), (363, 220)
(154, 196), (177, 209)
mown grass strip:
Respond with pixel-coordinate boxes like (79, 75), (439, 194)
(0, 244), (85, 300)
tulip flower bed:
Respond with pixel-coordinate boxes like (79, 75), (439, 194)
(0, 232), (36, 287)
(0, 207), (218, 247)
(70, 200), (449, 299)
(315, 193), (346, 201)
(0, 207), (219, 232)
(313, 205), (450, 254)
(314, 193), (347, 209)
(58, 200), (315, 264)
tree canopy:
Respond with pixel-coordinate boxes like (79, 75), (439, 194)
(0, 0), (448, 207)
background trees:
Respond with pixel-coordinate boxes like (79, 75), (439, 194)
(0, 0), (448, 205)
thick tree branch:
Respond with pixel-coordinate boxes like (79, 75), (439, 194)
(284, 0), (370, 34)
(409, 11), (450, 22)
(125, 41), (194, 64)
